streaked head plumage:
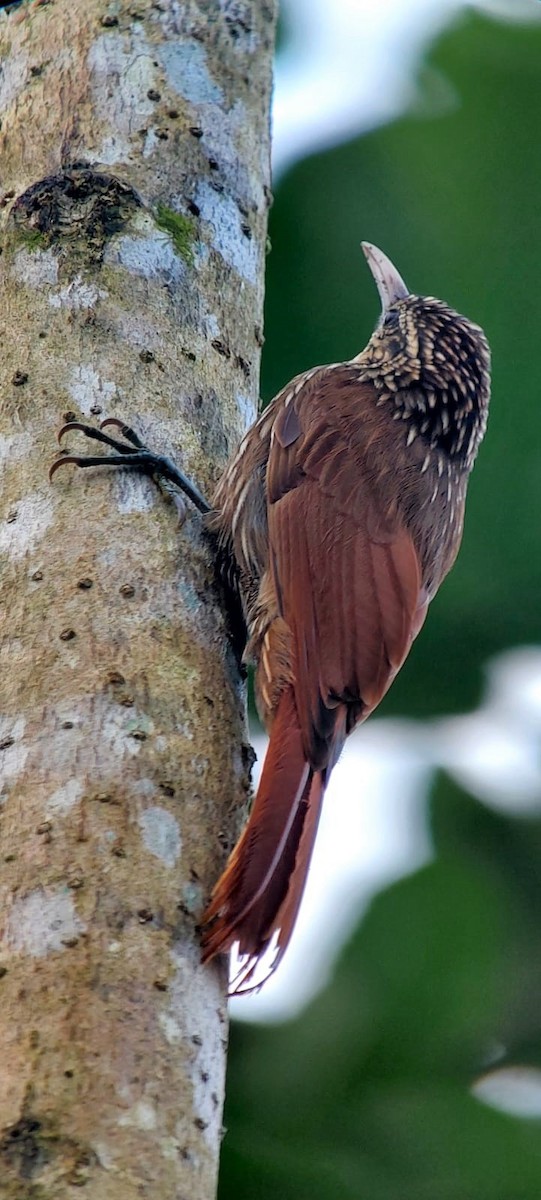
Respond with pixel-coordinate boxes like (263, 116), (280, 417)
(358, 242), (491, 465)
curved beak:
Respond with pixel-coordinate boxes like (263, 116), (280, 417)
(361, 242), (410, 313)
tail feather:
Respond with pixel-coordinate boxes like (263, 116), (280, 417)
(263, 770), (325, 972)
(259, 707), (348, 986)
(201, 686), (326, 991)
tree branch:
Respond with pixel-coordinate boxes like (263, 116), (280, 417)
(0, 1), (276, 1195)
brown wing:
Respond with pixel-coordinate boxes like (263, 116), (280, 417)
(266, 368), (424, 769)
(202, 366), (427, 986)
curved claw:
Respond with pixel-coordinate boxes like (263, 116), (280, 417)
(57, 421), (91, 444)
(100, 417), (127, 432)
(49, 454), (80, 481)
(100, 417), (144, 448)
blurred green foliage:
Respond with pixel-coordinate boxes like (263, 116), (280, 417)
(220, 10), (541, 1200)
(221, 774), (541, 1199)
(263, 10), (541, 717)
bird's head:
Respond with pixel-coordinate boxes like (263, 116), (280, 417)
(357, 242), (491, 464)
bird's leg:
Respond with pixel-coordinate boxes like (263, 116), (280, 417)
(50, 417), (247, 665)
(50, 418), (212, 514)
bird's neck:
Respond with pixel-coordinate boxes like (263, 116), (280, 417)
(350, 354), (487, 471)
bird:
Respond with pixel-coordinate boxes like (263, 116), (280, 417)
(199, 242), (491, 991)
(50, 243), (491, 994)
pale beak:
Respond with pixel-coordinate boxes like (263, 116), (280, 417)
(361, 242), (410, 312)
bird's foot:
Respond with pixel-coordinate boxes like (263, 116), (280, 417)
(50, 417), (211, 515)
(50, 416), (247, 664)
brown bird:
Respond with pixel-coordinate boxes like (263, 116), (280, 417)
(51, 243), (491, 994)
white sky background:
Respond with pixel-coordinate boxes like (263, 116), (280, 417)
(231, 0), (541, 1028)
(272, 0), (541, 178)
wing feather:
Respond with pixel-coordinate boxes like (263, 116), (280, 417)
(266, 370), (423, 765)
(203, 366), (430, 986)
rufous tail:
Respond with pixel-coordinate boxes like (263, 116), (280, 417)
(201, 685), (325, 993)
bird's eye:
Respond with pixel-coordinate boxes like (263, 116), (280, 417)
(384, 309), (400, 330)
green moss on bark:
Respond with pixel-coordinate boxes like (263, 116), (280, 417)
(155, 205), (196, 264)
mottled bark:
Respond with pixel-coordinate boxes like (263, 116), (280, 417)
(0, 1), (276, 1196)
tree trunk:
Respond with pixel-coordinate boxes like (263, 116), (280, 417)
(0, 1), (276, 1196)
